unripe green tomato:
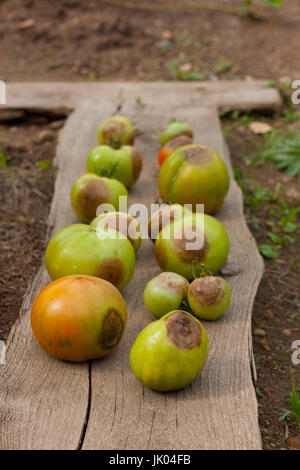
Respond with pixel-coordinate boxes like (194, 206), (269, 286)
(188, 276), (231, 320)
(97, 115), (135, 146)
(90, 211), (142, 253)
(143, 272), (189, 318)
(130, 310), (209, 392)
(158, 144), (230, 214)
(148, 203), (191, 243)
(45, 224), (135, 290)
(87, 145), (142, 188)
(160, 121), (193, 146)
(155, 213), (229, 280)
(71, 173), (128, 223)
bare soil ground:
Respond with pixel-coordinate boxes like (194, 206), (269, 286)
(0, 0), (299, 450)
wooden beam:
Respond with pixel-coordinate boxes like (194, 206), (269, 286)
(3, 81), (282, 116)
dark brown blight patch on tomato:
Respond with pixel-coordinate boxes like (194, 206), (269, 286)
(165, 135), (193, 152)
(156, 272), (189, 297)
(180, 145), (214, 166)
(131, 147), (143, 181)
(165, 310), (201, 350)
(190, 277), (225, 306)
(96, 258), (124, 287)
(149, 205), (180, 242)
(102, 120), (127, 144)
(172, 228), (209, 263)
(98, 308), (123, 348)
(78, 179), (109, 222)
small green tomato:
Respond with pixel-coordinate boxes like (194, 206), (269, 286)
(160, 121), (193, 146)
(97, 115), (135, 146)
(130, 310), (209, 392)
(71, 173), (128, 223)
(90, 211), (141, 253)
(155, 213), (229, 279)
(143, 272), (189, 318)
(188, 276), (231, 320)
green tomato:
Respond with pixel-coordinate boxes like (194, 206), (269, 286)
(97, 115), (135, 146)
(155, 213), (229, 280)
(148, 203), (191, 243)
(187, 276), (231, 320)
(71, 173), (128, 223)
(87, 145), (142, 188)
(158, 144), (230, 214)
(90, 211), (141, 253)
(130, 310), (209, 392)
(45, 224), (135, 290)
(143, 272), (189, 318)
(160, 121), (193, 146)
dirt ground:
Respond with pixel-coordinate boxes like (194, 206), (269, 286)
(0, 0), (299, 451)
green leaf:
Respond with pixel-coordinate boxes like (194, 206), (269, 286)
(108, 159), (120, 178)
(36, 159), (52, 170)
(0, 147), (8, 167)
(259, 244), (280, 259)
(259, 0), (282, 7)
(279, 411), (291, 422)
(287, 369), (300, 426)
(283, 222), (298, 233)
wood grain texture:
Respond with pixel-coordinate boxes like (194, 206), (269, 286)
(0, 92), (264, 449)
(4, 80), (282, 114)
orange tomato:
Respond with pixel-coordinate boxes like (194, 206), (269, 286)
(31, 275), (127, 362)
(158, 135), (193, 166)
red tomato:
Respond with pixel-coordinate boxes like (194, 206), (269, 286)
(158, 135), (193, 166)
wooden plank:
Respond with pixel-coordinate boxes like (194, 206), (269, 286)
(0, 92), (264, 449)
(58, 99), (262, 450)
(4, 81), (282, 114)
(0, 100), (117, 450)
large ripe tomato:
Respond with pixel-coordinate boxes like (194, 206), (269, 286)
(31, 275), (127, 362)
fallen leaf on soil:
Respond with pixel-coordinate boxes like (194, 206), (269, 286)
(179, 63), (192, 72)
(286, 188), (300, 201)
(18, 19), (35, 30)
(254, 328), (266, 337)
(286, 438), (300, 450)
(249, 121), (272, 134)
(282, 329), (292, 336)
(161, 30), (172, 39)
(260, 338), (271, 351)
(265, 309), (275, 320)
(36, 130), (53, 143)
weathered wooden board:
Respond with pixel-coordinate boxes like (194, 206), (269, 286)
(3, 80), (282, 116)
(0, 92), (264, 449)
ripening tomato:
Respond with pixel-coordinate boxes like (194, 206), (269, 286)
(31, 275), (127, 362)
(158, 135), (193, 166)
